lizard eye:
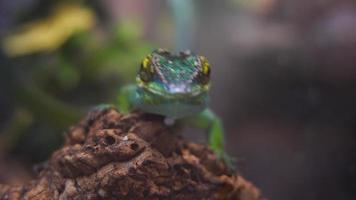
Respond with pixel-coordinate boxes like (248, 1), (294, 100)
(139, 56), (154, 82)
(196, 56), (211, 85)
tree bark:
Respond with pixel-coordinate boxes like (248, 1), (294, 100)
(0, 107), (263, 200)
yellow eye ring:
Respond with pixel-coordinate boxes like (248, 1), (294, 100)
(139, 55), (154, 82)
(200, 56), (211, 75)
(142, 57), (150, 69)
(141, 55), (154, 73)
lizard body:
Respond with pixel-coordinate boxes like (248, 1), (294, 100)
(110, 49), (230, 165)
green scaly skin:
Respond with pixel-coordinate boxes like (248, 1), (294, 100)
(103, 49), (233, 167)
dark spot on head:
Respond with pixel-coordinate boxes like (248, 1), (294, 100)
(130, 143), (139, 151)
(104, 135), (115, 145)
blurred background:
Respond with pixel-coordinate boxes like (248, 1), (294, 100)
(1, 0), (356, 199)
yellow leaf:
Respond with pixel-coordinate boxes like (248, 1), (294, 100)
(2, 4), (96, 57)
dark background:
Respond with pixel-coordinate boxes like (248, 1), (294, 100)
(1, 0), (356, 199)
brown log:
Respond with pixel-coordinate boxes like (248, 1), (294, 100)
(0, 107), (263, 200)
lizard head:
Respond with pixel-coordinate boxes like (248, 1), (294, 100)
(134, 48), (211, 118)
(136, 48), (211, 98)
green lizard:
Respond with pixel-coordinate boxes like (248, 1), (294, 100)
(104, 48), (231, 165)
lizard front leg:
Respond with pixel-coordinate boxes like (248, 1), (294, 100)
(117, 85), (137, 114)
(188, 109), (235, 168)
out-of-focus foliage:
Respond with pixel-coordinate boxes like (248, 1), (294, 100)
(2, 4), (95, 56)
(0, 1), (152, 161)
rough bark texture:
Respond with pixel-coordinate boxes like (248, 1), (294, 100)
(0, 107), (262, 200)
